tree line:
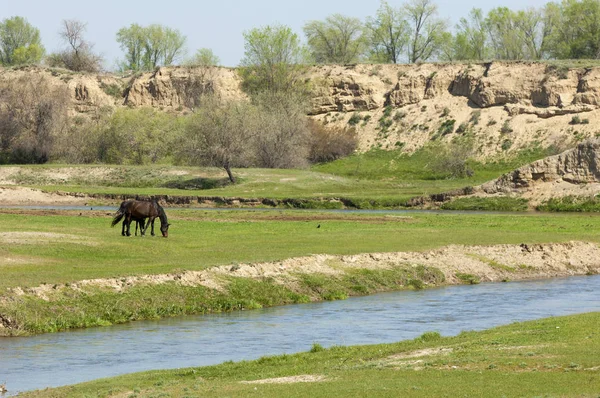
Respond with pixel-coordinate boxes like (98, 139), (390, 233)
(2, 0), (600, 73)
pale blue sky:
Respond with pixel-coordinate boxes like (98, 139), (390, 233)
(2, 0), (550, 69)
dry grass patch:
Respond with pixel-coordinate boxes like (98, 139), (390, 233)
(240, 375), (327, 384)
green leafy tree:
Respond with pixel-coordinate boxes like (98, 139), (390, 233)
(116, 23), (146, 71)
(185, 48), (220, 66)
(180, 96), (254, 183)
(116, 24), (187, 71)
(0, 16), (45, 65)
(161, 27), (187, 65)
(544, 0), (600, 59)
(514, 8), (548, 60)
(303, 14), (366, 64)
(365, 1), (410, 63)
(405, 0), (448, 63)
(485, 7), (524, 59)
(454, 8), (488, 60)
(436, 31), (460, 61)
(240, 24), (308, 95)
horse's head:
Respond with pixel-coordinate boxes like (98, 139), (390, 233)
(160, 223), (170, 238)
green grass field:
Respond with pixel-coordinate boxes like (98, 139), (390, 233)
(1, 146), (554, 207)
(18, 312), (600, 397)
(2, 209), (598, 291)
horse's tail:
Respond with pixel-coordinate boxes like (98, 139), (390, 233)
(111, 211), (124, 227)
(111, 201), (130, 227)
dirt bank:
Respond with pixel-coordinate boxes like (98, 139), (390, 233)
(0, 186), (89, 206)
(8, 241), (599, 302)
(2, 241), (597, 335)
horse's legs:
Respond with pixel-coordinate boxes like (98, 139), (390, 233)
(151, 218), (156, 236)
(141, 217), (155, 236)
(125, 214), (132, 236)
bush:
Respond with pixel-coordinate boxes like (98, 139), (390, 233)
(570, 115), (589, 125)
(501, 139), (513, 151)
(435, 119), (456, 138)
(250, 91), (311, 169)
(348, 113), (361, 126)
(308, 119), (358, 163)
(456, 122), (469, 134)
(455, 272), (480, 284)
(470, 110), (481, 125)
(57, 107), (182, 165)
(428, 141), (474, 178)
(501, 120), (513, 134)
(441, 197), (529, 211)
(0, 75), (70, 163)
(536, 195), (600, 212)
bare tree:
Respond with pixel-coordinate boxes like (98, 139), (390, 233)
(251, 92), (310, 169)
(52, 19), (103, 72)
(0, 75), (69, 163)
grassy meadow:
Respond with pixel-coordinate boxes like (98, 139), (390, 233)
(2, 209), (599, 291)
(18, 312), (600, 397)
(2, 146), (554, 207)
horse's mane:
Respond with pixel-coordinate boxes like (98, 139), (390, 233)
(152, 199), (168, 224)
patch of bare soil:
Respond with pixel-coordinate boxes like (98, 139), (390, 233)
(0, 186), (89, 205)
(387, 347), (454, 360)
(380, 347), (454, 369)
(240, 375), (327, 384)
(6, 241), (599, 303)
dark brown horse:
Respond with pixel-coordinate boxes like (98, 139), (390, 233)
(111, 199), (170, 237)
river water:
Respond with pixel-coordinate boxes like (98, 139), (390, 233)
(1, 275), (599, 395)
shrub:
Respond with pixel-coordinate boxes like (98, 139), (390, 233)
(348, 113), (361, 126)
(0, 75), (70, 164)
(310, 343), (325, 353)
(383, 105), (393, 118)
(570, 115), (589, 125)
(251, 92), (311, 169)
(308, 119), (358, 163)
(441, 107), (450, 117)
(393, 111), (406, 121)
(99, 82), (123, 98)
(470, 110), (481, 125)
(501, 120), (513, 134)
(441, 197), (529, 211)
(428, 141), (474, 178)
(455, 272), (480, 284)
(436, 119), (456, 137)
(456, 122), (469, 134)
(419, 331), (442, 342)
(501, 139), (513, 151)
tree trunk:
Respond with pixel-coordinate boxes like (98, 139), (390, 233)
(224, 164), (235, 183)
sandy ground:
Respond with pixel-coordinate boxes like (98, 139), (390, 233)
(6, 241), (599, 303)
(0, 186), (89, 206)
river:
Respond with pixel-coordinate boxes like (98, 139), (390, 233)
(1, 274), (599, 395)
